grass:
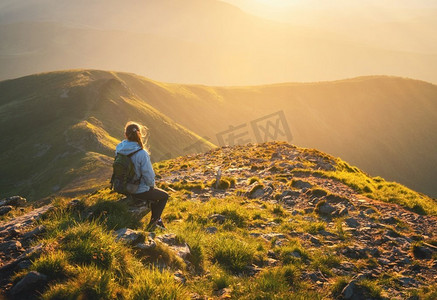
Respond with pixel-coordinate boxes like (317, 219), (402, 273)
(322, 160), (437, 216)
(211, 234), (256, 274)
(7, 141), (437, 299)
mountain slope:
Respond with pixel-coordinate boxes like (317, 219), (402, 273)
(1, 70), (436, 199)
(1, 142), (436, 299)
(51, 71), (437, 198)
(0, 70), (214, 200)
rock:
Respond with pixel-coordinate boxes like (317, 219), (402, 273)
(345, 217), (360, 228)
(205, 226), (218, 234)
(115, 228), (145, 245)
(341, 280), (358, 300)
(0, 205), (12, 216)
(209, 214), (226, 223)
(308, 235), (321, 245)
(412, 245), (433, 259)
(135, 239), (157, 251)
(270, 152), (282, 160)
(10, 271), (47, 295)
(316, 202), (336, 215)
(338, 207), (349, 216)
(0, 240), (22, 252)
(280, 190), (300, 199)
(22, 225), (46, 240)
(265, 258), (279, 266)
(174, 270), (186, 284)
(156, 233), (178, 246)
(282, 196), (296, 205)
(17, 260), (32, 270)
(262, 233), (286, 241)
(291, 180), (313, 190)
(172, 243), (191, 260)
(0, 196), (26, 207)
(381, 216), (398, 224)
(67, 199), (81, 209)
(398, 277), (417, 287)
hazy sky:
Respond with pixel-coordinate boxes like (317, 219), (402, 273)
(223, 0), (437, 23)
(1, 0), (436, 84)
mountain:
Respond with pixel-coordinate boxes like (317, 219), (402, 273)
(1, 70), (436, 200)
(0, 142), (436, 299)
(0, 0), (437, 85)
(0, 70), (214, 200)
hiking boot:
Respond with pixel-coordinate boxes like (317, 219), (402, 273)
(156, 219), (166, 229)
(146, 218), (166, 231)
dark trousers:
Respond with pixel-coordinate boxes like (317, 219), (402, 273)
(133, 187), (168, 223)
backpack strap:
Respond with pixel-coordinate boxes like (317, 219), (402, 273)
(127, 148), (143, 183)
(128, 148), (142, 157)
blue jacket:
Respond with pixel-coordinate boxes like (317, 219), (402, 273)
(115, 140), (155, 193)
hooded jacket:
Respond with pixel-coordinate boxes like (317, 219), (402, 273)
(115, 140), (155, 193)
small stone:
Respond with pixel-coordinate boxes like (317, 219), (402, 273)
(265, 258), (279, 267)
(262, 233), (286, 241)
(205, 226), (218, 234)
(173, 270), (186, 284)
(10, 271), (47, 295)
(338, 207), (349, 216)
(209, 214), (226, 223)
(345, 218), (360, 228)
(308, 235), (321, 245)
(316, 202), (335, 215)
(17, 260), (32, 270)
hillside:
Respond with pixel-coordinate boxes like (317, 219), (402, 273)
(0, 142), (436, 299)
(0, 70), (214, 200)
(3, 70), (436, 199)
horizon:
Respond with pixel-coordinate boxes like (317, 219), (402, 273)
(0, 0), (436, 85)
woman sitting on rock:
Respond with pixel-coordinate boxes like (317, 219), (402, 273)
(115, 121), (168, 230)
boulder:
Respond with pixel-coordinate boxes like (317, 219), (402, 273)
(0, 240), (22, 252)
(316, 202), (336, 215)
(115, 228), (145, 245)
(345, 217), (360, 228)
(0, 196), (26, 207)
(0, 205), (12, 216)
(10, 271), (47, 296)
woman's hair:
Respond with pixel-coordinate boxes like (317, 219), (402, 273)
(124, 121), (150, 152)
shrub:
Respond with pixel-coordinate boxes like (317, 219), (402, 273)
(87, 198), (139, 230)
(61, 222), (119, 269)
(211, 234), (256, 274)
(31, 251), (72, 281)
(126, 267), (188, 300)
(42, 266), (120, 300)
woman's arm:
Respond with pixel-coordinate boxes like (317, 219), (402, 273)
(139, 151), (155, 187)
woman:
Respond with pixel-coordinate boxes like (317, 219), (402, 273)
(115, 121), (168, 230)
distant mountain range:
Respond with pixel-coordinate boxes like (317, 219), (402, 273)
(1, 70), (436, 199)
(0, 0), (436, 85)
